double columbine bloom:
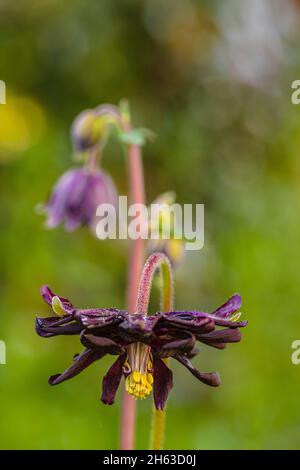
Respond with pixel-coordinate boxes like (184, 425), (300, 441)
(36, 285), (246, 410)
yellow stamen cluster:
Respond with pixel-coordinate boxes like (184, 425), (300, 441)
(124, 343), (154, 399)
(125, 370), (153, 399)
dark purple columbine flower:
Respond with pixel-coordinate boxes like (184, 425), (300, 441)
(36, 286), (247, 410)
(44, 167), (118, 231)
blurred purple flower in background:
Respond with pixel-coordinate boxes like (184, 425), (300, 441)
(42, 107), (118, 231)
(45, 167), (118, 231)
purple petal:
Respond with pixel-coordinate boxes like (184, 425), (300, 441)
(198, 328), (242, 349)
(63, 170), (93, 228)
(212, 317), (247, 329)
(153, 357), (173, 410)
(65, 169), (117, 230)
(174, 355), (221, 387)
(49, 349), (103, 385)
(162, 310), (209, 322)
(159, 311), (216, 334)
(93, 171), (118, 208)
(80, 333), (124, 355)
(78, 309), (125, 329)
(101, 354), (126, 405)
(160, 293), (245, 332)
(35, 316), (82, 337)
(46, 169), (85, 229)
(64, 215), (81, 232)
(159, 334), (196, 357)
(211, 294), (242, 318)
(40, 285), (74, 313)
(163, 310), (246, 330)
(45, 168), (118, 231)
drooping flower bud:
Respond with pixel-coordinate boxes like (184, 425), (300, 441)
(71, 109), (115, 153)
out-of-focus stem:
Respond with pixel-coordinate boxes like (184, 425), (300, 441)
(135, 252), (173, 450)
(150, 409), (166, 450)
(120, 110), (146, 450)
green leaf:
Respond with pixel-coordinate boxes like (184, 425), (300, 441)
(118, 128), (155, 146)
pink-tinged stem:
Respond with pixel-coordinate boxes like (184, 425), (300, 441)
(120, 121), (146, 450)
(95, 103), (146, 449)
(136, 252), (173, 315)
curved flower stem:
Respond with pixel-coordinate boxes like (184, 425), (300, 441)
(136, 252), (173, 315)
(135, 252), (174, 450)
(119, 107), (146, 450)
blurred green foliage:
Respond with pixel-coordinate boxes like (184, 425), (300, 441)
(1, 0), (300, 449)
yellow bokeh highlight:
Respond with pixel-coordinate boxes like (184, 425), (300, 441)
(0, 94), (46, 159)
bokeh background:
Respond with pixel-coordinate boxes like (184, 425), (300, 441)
(1, 0), (300, 450)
